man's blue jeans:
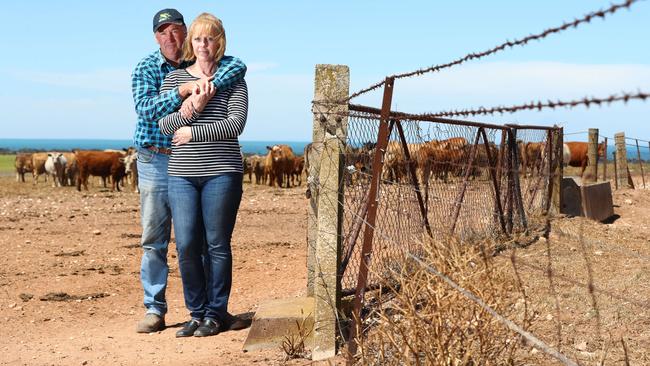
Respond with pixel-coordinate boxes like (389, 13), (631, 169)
(137, 147), (172, 317)
(168, 173), (243, 321)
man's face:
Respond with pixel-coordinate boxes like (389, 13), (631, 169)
(154, 23), (186, 63)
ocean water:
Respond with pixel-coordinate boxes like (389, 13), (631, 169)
(1, 139), (648, 160)
(0, 139), (310, 156)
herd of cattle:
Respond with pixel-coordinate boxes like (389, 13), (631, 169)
(12, 139), (604, 192)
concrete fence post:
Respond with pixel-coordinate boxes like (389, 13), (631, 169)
(307, 65), (349, 296)
(615, 132), (633, 189)
(307, 64), (349, 360)
(586, 128), (599, 183)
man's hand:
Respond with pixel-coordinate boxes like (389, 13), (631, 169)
(172, 126), (192, 146)
(180, 98), (194, 119)
(190, 81), (216, 113)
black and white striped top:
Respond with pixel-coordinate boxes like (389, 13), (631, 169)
(158, 69), (248, 177)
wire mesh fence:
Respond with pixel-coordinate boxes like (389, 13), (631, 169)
(335, 105), (561, 294)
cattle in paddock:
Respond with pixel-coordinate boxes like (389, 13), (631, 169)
(44, 153), (67, 187)
(246, 155), (266, 185)
(563, 141), (606, 177)
(345, 143), (375, 185)
(14, 153), (33, 182)
(120, 151), (139, 193)
(242, 155), (253, 183)
(62, 152), (77, 186)
(521, 142), (546, 176)
(291, 156), (305, 186)
(31, 153), (50, 184)
(75, 150), (127, 192)
(266, 144), (296, 188)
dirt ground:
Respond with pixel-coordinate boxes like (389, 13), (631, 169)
(0, 176), (321, 366)
(1, 171), (649, 365)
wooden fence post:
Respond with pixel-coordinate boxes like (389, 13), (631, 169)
(586, 128), (598, 182)
(615, 132), (633, 189)
(307, 65), (349, 360)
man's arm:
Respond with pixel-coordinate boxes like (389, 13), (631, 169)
(212, 56), (247, 92)
(131, 64), (182, 121)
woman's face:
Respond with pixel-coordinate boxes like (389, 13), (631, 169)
(191, 32), (219, 62)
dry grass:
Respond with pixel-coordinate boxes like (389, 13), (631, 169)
(353, 236), (529, 365)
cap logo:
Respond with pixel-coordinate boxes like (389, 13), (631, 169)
(158, 13), (171, 22)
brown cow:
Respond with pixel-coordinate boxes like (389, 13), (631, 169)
(291, 156), (305, 186)
(266, 144), (295, 188)
(62, 152), (77, 187)
(563, 141), (606, 177)
(31, 152), (49, 184)
(14, 153), (33, 182)
(522, 142), (546, 176)
(75, 150), (127, 192)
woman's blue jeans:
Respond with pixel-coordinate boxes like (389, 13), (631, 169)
(168, 173), (242, 321)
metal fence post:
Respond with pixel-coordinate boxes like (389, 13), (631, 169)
(636, 139), (646, 189)
(550, 127), (563, 214)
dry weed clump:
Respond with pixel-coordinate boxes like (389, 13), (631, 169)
(354, 236), (525, 365)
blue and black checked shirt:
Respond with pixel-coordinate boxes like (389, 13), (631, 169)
(131, 50), (247, 149)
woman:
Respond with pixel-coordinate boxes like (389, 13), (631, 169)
(158, 13), (248, 338)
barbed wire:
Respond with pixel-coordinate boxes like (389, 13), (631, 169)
(346, 0), (642, 101)
(426, 91), (649, 118)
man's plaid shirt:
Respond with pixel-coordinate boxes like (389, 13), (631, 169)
(131, 50), (246, 149)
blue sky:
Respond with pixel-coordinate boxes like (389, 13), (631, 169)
(1, 1), (648, 142)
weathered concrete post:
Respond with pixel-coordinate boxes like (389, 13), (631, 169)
(307, 64), (349, 360)
(307, 65), (349, 297)
(551, 127), (563, 214)
(615, 132), (633, 189)
(586, 128), (598, 182)
(602, 137), (608, 182)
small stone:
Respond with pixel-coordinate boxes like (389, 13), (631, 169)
(545, 314), (554, 321)
(92, 230), (101, 235)
(594, 251), (603, 256)
(8, 303), (16, 309)
(624, 199), (633, 205)
(25, 240), (31, 244)
(575, 341), (587, 351)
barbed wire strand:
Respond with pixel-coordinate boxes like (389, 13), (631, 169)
(427, 91), (649, 118)
(346, 0), (641, 101)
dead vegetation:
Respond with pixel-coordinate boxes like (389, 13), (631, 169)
(353, 236), (527, 365)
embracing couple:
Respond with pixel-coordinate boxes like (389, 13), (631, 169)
(131, 8), (247, 337)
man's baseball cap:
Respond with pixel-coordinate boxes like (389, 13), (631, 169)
(153, 8), (185, 32)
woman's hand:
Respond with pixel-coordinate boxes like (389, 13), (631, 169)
(172, 126), (192, 146)
(190, 81), (216, 113)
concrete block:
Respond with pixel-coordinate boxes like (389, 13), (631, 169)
(561, 177), (614, 222)
(243, 297), (314, 352)
(580, 181), (614, 222)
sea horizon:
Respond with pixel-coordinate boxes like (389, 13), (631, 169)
(0, 138), (648, 160)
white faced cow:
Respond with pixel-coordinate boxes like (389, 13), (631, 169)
(44, 152), (67, 187)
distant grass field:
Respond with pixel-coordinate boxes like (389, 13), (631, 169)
(0, 154), (15, 174)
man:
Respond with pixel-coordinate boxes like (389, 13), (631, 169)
(131, 8), (246, 333)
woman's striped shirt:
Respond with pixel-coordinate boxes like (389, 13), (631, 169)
(158, 69), (248, 177)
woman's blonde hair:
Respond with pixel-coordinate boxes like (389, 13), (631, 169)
(182, 13), (226, 63)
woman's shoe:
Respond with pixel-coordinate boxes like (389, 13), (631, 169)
(193, 318), (222, 337)
(176, 318), (202, 338)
